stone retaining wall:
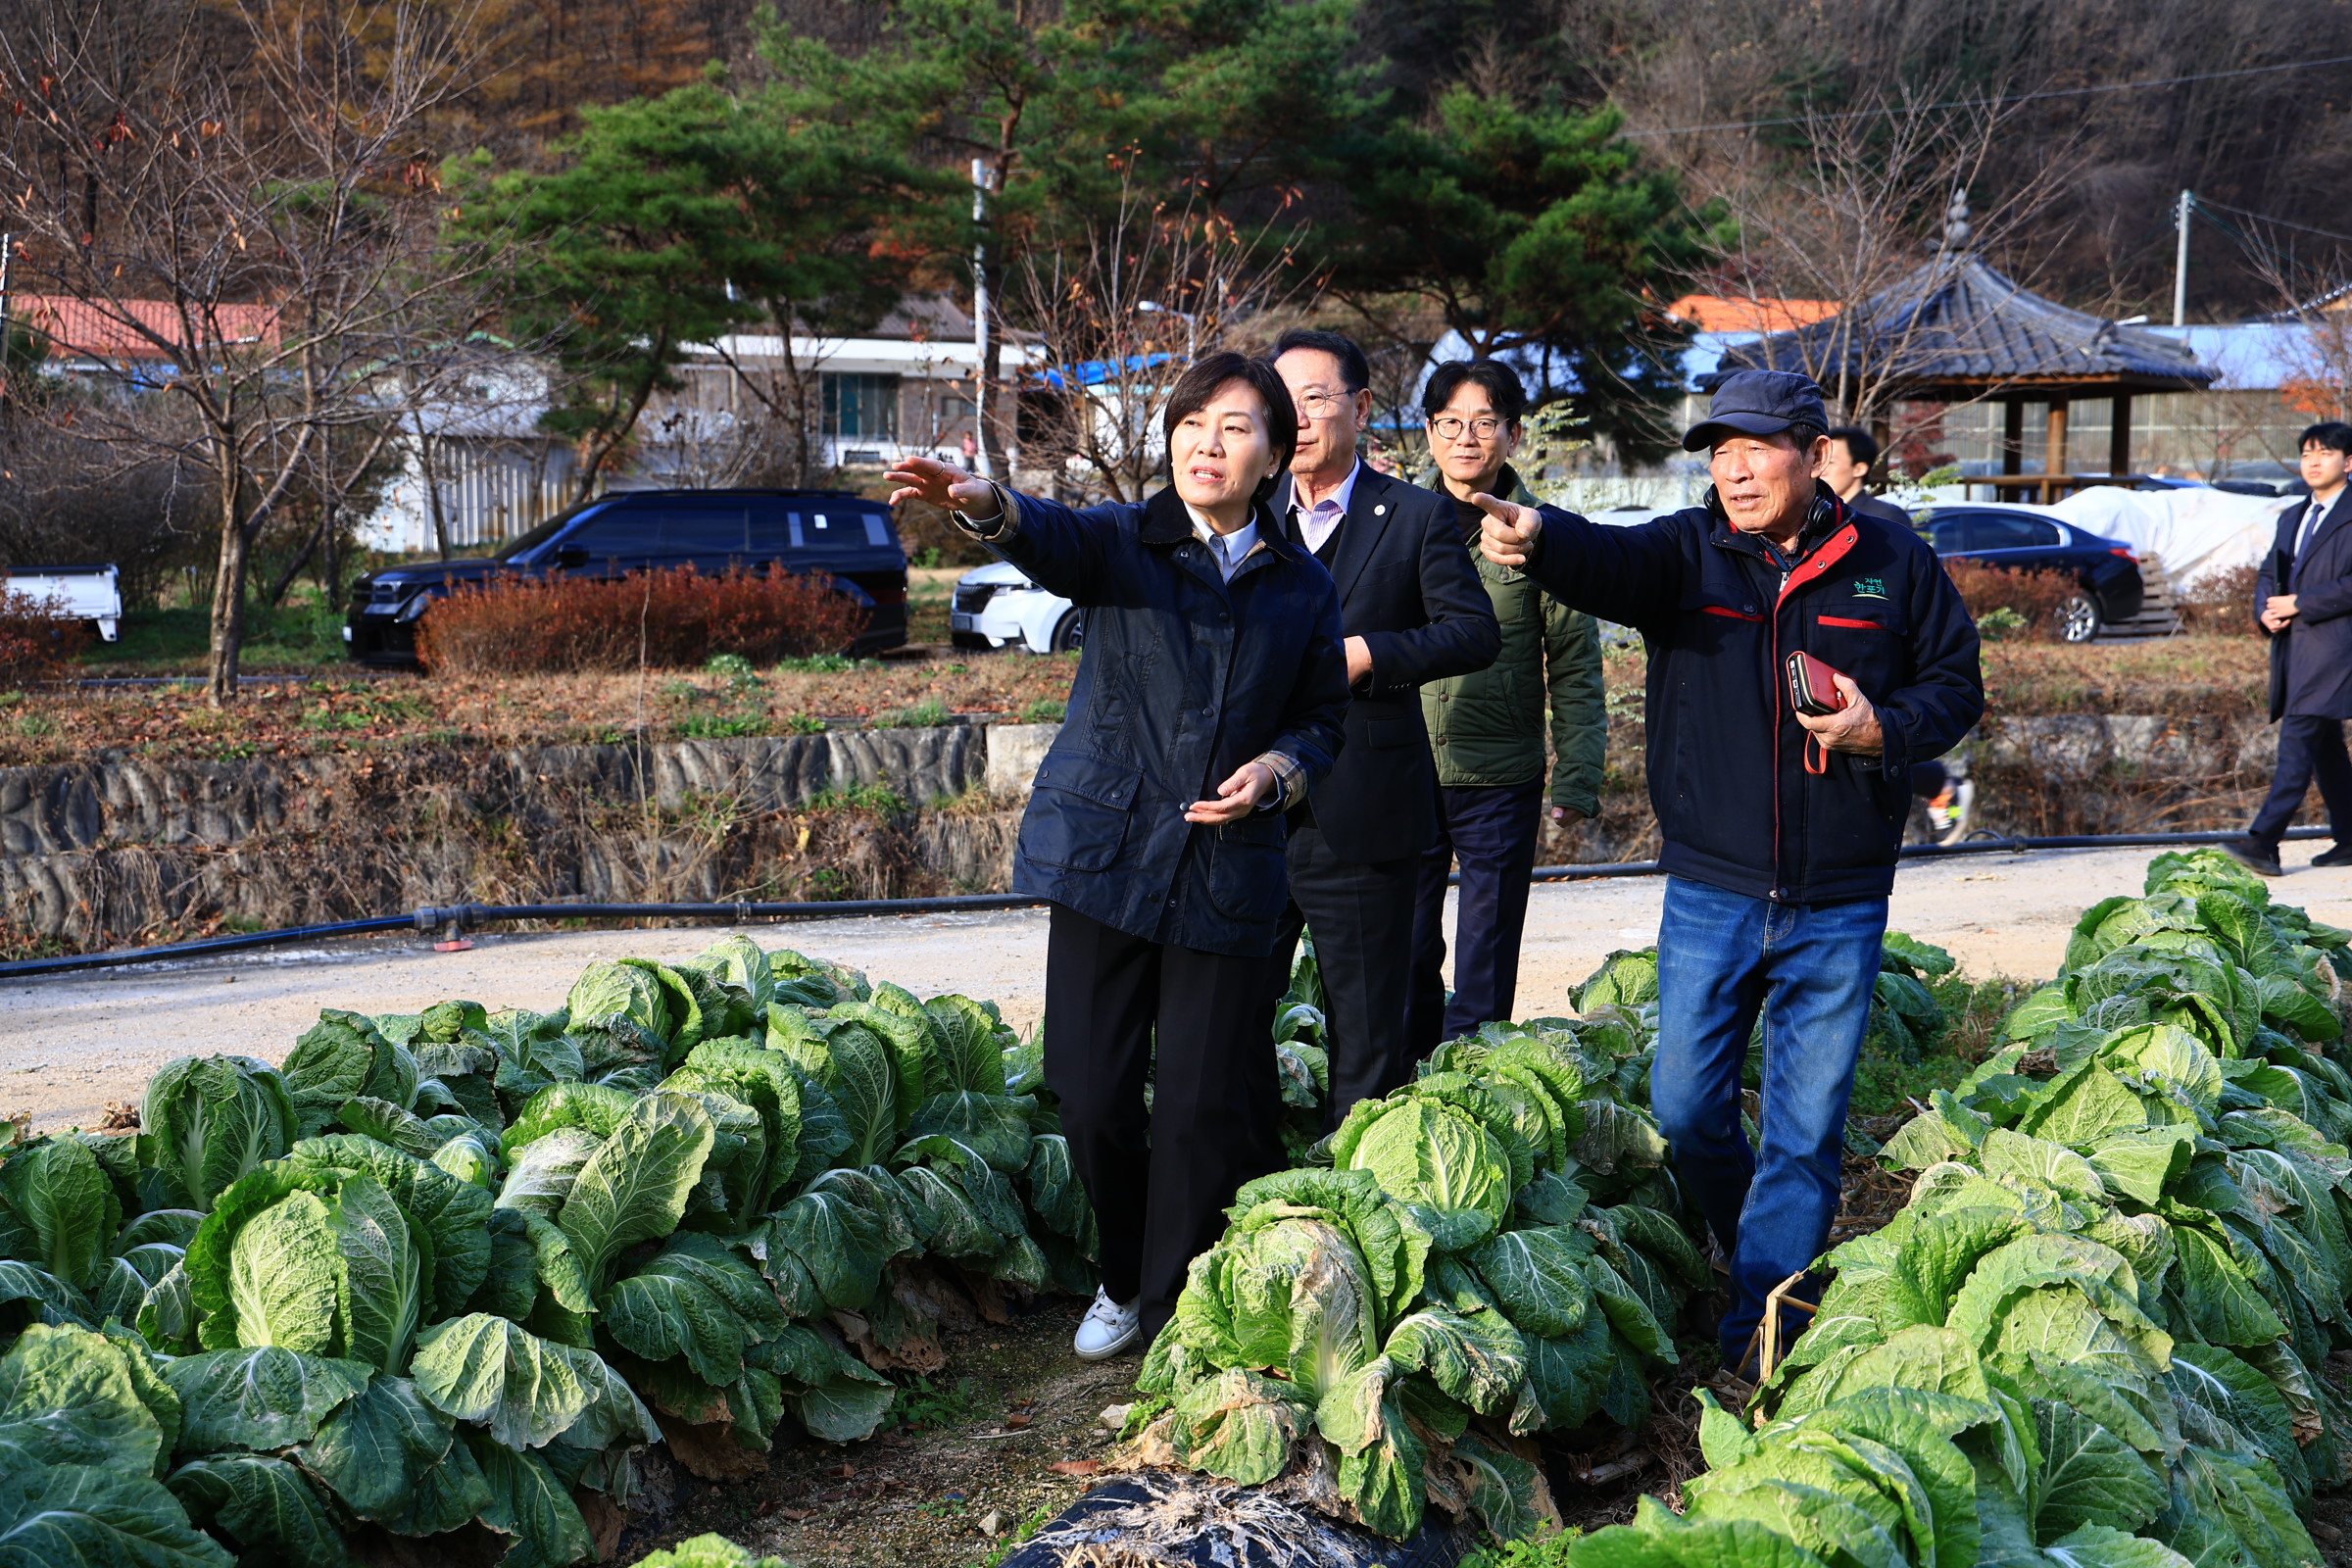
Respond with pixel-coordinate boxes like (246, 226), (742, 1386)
(0, 724), (1059, 948)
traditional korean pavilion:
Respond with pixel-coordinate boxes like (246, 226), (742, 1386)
(1711, 255), (2220, 501)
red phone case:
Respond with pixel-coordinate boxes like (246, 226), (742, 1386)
(1786, 651), (1849, 717)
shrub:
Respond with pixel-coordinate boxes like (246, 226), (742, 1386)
(2176, 562), (2262, 635)
(415, 564), (870, 674)
(0, 583), (93, 683)
(1941, 560), (2082, 641)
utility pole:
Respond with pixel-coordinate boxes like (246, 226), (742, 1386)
(0, 232), (14, 373)
(0, 232), (15, 401)
(969, 159), (995, 480)
(2173, 190), (2192, 329)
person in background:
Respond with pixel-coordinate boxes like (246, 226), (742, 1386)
(2225, 421), (2352, 877)
(1267, 329), (1501, 1126)
(1406, 360), (1605, 1054)
(1826, 425), (1977, 843)
(1476, 368), (1984, 1381)
(1821, 426), (1912, 526)
(883, 352), (1349, 1362)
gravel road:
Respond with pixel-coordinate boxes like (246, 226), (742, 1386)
(10, 842), (2352, 1133)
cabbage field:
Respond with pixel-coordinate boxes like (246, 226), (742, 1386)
(3, 848), (2349, 1568)
(1134, 848), (2352, 1568)
(0, 941), (1111, 1565)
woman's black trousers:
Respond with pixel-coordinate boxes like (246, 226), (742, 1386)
(1042, 902), (1285, 1342)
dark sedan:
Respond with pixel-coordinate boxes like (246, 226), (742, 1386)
(1913, 503), (2144, 642)
(344, 488), (909, 664)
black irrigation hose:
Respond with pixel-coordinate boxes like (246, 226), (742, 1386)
(0, 827), (2330, 982)
(1524, 824), (2330, 882)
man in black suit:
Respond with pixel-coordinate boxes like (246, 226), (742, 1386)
(1268, 329), (1501, 1123)
(2227, 421), (2352, 877)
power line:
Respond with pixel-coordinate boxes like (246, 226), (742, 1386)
(1623, 54), (2352, 138)
(2193, 194), (2352, 249)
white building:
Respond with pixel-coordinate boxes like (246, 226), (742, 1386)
(355, 295), (1038, 557)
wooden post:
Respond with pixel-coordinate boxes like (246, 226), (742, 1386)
(1999, 398), (2024, 500)
(2044, 399), (2069, 503)
(2109, 391), (2132, 476)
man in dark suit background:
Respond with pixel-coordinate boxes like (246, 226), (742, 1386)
(1268, 329), (1501, 1123)
(2227, 421), (2352, 878)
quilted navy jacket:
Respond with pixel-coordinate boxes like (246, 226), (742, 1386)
(981, 484), (1350, 956)
(1522, 484), (1984, 904)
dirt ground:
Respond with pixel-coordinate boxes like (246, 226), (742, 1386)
(617, 1294), (1136, 1568)
(11, 840), (2352, 1132)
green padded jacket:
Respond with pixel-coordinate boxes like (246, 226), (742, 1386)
(1415, 466), (1607, 814)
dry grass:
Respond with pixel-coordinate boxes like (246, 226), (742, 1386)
(416, 565), (871, 674)
(0, 657), (1080, 766)
(1975, 634), (2267, 716)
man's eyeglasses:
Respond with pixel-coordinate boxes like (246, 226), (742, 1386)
(1430, 416), (1506, 441)
(1295, 390), (1351, 420)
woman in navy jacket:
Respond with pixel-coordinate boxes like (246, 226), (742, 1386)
(886, 353), (1349, 1358)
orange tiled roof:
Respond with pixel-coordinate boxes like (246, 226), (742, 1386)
(11, 294), (283, 362)
(1668, 294), (1840, 333)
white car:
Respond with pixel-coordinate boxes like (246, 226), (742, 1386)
(951, 561), (1083, 653)
(7, 564), (122, 641)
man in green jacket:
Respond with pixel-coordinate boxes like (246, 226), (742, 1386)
(1407, 360), (1608, 1054)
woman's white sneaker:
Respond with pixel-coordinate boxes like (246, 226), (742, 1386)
(1073, 1288), (1141, 1360)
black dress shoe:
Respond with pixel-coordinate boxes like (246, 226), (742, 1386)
(2314, 843), (2352, 868)
(2222, 840), (2284, 877)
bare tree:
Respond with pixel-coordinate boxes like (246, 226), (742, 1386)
(0, 0), (505, 702)
(1011, 174), (1306, 503)
(1698, 77), (2084, 424)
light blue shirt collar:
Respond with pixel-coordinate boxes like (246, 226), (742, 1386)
(1188, 504), (1260, 581)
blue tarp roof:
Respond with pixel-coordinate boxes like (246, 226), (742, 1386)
(1032, 352), (1177, 390)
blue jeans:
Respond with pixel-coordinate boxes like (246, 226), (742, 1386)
(1650, 876), (1886, 1359)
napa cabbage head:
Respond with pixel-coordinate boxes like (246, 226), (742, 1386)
(1335, 1097), (1511, 1251)
(185, 1164), (428, 1376)
(565, 960), (670, 1039)
(1215, 1210), (1384, 1408)
(138, 1055), (298, 1210)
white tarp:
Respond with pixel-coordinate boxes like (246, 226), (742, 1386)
(2045, 486), (2292, 586)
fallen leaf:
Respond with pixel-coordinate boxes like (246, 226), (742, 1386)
(1004, 1414), (1032, 1429)
(1048, 1460), (1101, 1478)
(778, 1507), (814, 1522)
(835, 1464), (857, 1479)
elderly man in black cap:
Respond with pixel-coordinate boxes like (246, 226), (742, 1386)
(1476, 369), (1984, 1380)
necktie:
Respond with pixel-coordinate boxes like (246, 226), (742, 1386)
(2294, 498), (2331, 584)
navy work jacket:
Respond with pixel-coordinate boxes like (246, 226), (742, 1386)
(983, 484), (1350, 956)
(1522, 484), (1984, 904)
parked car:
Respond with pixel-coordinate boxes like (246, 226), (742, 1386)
(5, 564), (122, 642)
(344, 489), (908, 664)
(1912, 503), (2144, 642)
(951, 560), (1084, 654)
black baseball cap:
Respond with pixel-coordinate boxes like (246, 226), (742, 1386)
(1683, 369), (1831, 452)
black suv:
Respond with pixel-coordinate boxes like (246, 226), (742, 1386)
(1913, 504), (2145, 642)
(344, 489), (908, 664)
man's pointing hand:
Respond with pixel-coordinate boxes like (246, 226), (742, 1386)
(1476, 493), (1544, 568)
